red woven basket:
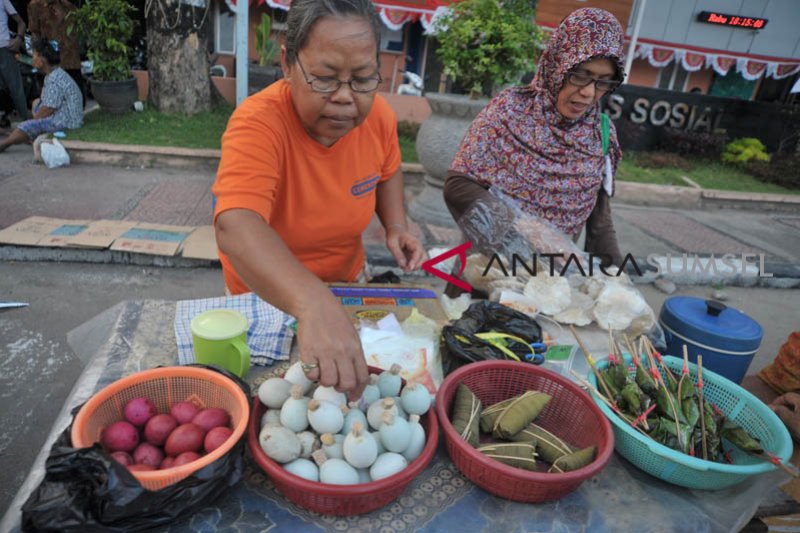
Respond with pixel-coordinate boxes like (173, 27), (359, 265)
(435, 360), (614, 503)
(247, 367), (439, 515)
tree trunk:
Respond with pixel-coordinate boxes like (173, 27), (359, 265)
(146, 0), (212, 114)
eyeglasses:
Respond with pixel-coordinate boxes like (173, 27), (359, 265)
(296, 56), (382, 94)
(565, 71), (621, 92)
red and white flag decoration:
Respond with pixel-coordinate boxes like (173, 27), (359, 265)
(767, 62), (800, 80)
(736, 58), (767, 81)
(708, 56), (737, 76)
(379, 8), (417, 31)
(679, 50), (705, 72)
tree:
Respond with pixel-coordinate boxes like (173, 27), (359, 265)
(145, 0), (214, 114)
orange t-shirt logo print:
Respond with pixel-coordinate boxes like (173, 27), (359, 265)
(422, 242), (473, 292)
(350, 175), (380, 198)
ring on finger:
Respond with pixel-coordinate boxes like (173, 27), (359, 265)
(301, 362), (319, 373)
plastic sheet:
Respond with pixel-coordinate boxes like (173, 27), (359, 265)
(442, 301), (543, 373)
(20, 365), (249, 532)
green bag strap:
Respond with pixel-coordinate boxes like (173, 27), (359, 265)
(600, 112), (610, 156)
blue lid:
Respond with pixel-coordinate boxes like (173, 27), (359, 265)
(659, 296), (763, 353)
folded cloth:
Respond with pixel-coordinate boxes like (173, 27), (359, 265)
(759, 332), (800, 394)
(175, 292), (295, 366)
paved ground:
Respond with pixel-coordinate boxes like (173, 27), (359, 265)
(0, 143), (799, 519)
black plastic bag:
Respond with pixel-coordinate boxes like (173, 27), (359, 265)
(21, 365), (250, 532)
(442, 301), (543, 373)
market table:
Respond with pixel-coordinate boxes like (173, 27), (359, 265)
(1, 299), (796, 532)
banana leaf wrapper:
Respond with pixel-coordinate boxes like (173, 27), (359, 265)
(650, 417), (693, 455)
(599, 368), (621, 398)
(609, 361), (630, 390)
(681, 396), (700, 429)
(548, 445), (597, 473)
(721, 420), (764, 455)
(493, 391), (552, 439)
(452, 383), (482, 448)
(480, 397), (515, 433)
(635, 366), (658, 396)
(655, 386), (687, 424)
(518, 423), (575, 464)
(678, 374), (697, 401)
(620, 382), (645, 415)
(478, 442), (538, 471)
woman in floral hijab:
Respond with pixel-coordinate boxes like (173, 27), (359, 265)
(445, 7), (625, 266)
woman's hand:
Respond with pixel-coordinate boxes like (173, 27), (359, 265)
(771, 392), (800, 442)
(296, 291), (370, 401)
(385, 225), (426, 272)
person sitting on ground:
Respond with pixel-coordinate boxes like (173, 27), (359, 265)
(444, 8), (626, 276)
(758, 332), (800, 441)
(213, 0), (425, 398)
(0, 37), (82, 153)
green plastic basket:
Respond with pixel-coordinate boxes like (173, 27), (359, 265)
(588, 354), (793, 490)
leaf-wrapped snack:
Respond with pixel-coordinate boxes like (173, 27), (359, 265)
(549, 445), (597, 473)
(478, 442), (538, 471)
(517, 423), (575, 464)
(721, 420), (764, 455)
(479, 397), (515, 433)
(492, 391), (551, 439)
(451, 384), (482, 447)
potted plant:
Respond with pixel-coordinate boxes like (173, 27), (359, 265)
(69, 0), (138, 114)
(248, 14), (283, 94)
(409, 0), (544, 224)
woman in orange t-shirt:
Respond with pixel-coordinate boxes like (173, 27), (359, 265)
(213, 0), (425, 398)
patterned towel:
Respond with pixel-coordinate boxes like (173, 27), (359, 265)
(175, 292), (295, 366)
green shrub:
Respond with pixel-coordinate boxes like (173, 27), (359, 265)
(745, 154), (800, 189)
(255, 14), (280, 67)
(657, 128), (727, 160)
(722, 137), (770, 166)
(397, 120), (420, 140)
(68, 0), (136, 82)
(434, 0), (544, 98)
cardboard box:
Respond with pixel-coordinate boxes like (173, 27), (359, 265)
(38, 220), (92, 247)
(180, 225), (219, 261)
(67, 220), (137, 249)
(110, 222), (195, 256)
(330, 283), (448, 324)
(0, 216), (75, 246)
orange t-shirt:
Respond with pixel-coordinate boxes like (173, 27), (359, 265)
(213, 80), (401, 294)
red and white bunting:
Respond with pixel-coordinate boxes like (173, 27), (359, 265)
(679, 50), (705, 72)
(736, 58), (767, 81)
(379, 8), (417, 31)
(635, 42), (798, 81)
(767, 62), (800, 80)
(707, 55), (737, 76)
(265, 0), (290, 10)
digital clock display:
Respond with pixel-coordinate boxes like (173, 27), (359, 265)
(698, 11), (768, 29)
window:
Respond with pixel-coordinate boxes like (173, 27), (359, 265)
(215, 2), (236, 54)
(658, 62), (690, 91)
(380, 27), (404, 52)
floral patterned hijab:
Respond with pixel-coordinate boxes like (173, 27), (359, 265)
(449, 8), (625, 236)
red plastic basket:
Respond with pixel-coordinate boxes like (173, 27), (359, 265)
(435, 360), (614, 503)
(247, 367), (439, 515)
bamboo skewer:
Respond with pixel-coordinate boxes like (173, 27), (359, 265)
(697, 356), (709, 461)
(570, 325), (616, 402)
(570, 370), (651, 438)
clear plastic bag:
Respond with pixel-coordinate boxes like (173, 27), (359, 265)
(40, 138), (71, 169)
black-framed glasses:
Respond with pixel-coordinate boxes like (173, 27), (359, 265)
(296, 56), (382, 94)
(565, 71), (621, 92)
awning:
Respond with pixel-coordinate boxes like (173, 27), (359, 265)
(233, 0), (454, 34)
(634, 39), (800, 81)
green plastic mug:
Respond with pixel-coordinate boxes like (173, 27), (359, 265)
(190, 309), (250, 378)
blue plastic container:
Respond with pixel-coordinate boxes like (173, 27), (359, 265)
(659, 296), (763, 384)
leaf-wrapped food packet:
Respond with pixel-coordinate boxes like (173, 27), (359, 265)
(479, 397), (515, 433)
(549, 445), (597, 473)
(518, 423), (575, 464)
(478, 442), (538, 471)
(721, 419), (764, 455)
(492, 391), (552, 439)
(451, 383), (482, 447)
